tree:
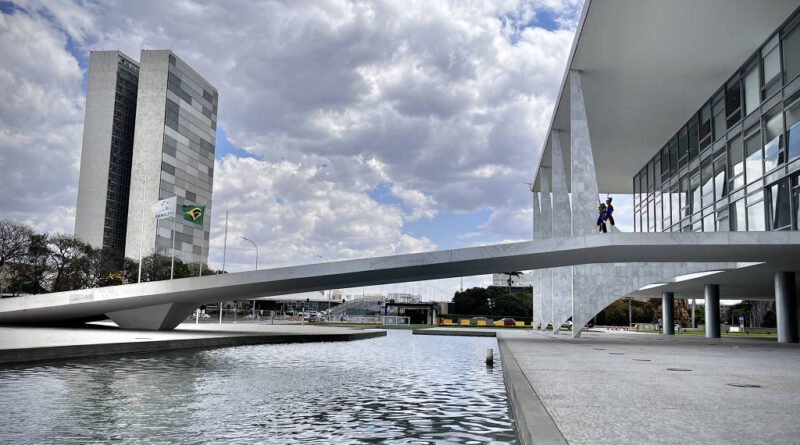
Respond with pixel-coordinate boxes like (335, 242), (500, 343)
(453, 286), (532, 318)
(48, 233), (91, 292)
(17, 233), (50, 294)
(453, 287), (489, 315)
(0, 219), (32, 295)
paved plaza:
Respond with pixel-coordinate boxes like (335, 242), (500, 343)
(498, 329), (800, 445)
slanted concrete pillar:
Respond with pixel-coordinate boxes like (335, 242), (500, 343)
(775, 271), (798, 344)
(539, 172), (553, 329)
(551, 130), (573, 333)
(569, 70), (600, 237)
(532, 193), (543, 330)
(661, 292), (674, 335)
(704, 284), (720, 338)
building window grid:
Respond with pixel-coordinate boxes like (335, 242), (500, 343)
(634, 11), (800, 234)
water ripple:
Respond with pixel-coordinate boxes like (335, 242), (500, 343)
(0, 330), (515, 444)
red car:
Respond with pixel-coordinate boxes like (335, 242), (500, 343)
(501, 318), (516, 326)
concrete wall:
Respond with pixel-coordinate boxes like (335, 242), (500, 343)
(74, 52), (126, 248)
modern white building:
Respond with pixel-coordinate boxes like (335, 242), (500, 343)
(75, 50), (218, 265)
(74, 51), (139, 256)
(530, 0), (800, 341)
(125, 50), (218, 266)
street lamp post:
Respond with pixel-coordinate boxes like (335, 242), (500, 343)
(241, 236), (259, 322)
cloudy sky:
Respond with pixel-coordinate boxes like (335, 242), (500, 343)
(0, 0), (633, 298)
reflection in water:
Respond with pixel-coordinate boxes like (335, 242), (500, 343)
(0, 330), (515, 444)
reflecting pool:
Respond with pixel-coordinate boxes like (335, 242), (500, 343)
(0, 329), (516, 444)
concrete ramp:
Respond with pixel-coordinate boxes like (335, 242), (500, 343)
(0, 232), (797, 329)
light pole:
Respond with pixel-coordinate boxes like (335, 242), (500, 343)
(241, 235), (258, 321)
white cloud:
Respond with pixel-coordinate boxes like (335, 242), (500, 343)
(0, 9), (84, 233)
(1, 0), (584, 294)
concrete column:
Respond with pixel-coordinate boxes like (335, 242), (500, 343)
(662, 292), (674, 335)
(532, 193), (542, 330)
(551, 130), (573, 333)
(691, 298), (696, 329)
(775, 271), (798, 344)
(704, 284), (720, 338)
(539, 172), (553, 329)
(569, 70), (600, 237)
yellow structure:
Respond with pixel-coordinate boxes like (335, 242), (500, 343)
(460, 319), (470, 326)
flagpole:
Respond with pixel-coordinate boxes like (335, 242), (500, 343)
(198, 226), (204, 278)
(170, 215), (176, 280)
(137, 176), (147, 284)
(220, 210), (228, 325)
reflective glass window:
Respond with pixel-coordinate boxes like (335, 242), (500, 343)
(726, 76), (741, 128)
(743, 64), (760, 116)
(703, 213), (714, 232)
(671, 183), (680, 227)
(712, 94), (726, 141)
(655, 159), (662, 189)
(745, 130), (763, 184)
(716, 208), (730, 232)
(787, 98), (800, 161)
(680, 176), (690, 218)
(731, 199), (746, 231)
(660, 146), (670, 181)
(654, 194), (662, 232)
(769, 179), (792, 230)
(701, 157), (714, 207)
(678, 127), (689, 167)
(728, 135), (744, 189)
(713, 155), (727, 201)
(699, 104), (712, 148)
(688, 121), (699, 161)
(669, 136), (679, 175)
(690, 171), (701, 215)
(762, 35), (781, 99)
(764, 108), (784, 171)
(785, 22), (800, 82)
(747, 200), (765, 231)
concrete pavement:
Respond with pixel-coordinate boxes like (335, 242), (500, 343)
(497, 329), (800, 445)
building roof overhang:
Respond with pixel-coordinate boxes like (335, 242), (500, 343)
(535, 0), (800, 192)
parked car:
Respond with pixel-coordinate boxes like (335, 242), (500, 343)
(470, 316), (490, 326)
(308, 315), (321, 322)
(500, 317), (516, 326)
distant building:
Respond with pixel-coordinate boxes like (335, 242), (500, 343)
(75, 50), (218, 265)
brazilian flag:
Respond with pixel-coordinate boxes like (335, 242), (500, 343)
(182, 204), (205, 225)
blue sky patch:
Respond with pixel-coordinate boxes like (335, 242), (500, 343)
(368, 181), (407, 211)
(216, 127), (262, 161)
(404, 208), (501, 250)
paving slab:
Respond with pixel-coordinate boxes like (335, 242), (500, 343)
(498, 330), (800, 445)
(0, 323), (386, 365)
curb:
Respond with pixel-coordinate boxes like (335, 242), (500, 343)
(0, 330), (387, 366)
(497, 334), (567, 445)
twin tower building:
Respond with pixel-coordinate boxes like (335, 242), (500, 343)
(74, 50), (218, 266)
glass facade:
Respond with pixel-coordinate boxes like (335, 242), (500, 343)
(102, 56), (139, 255)
(634, 10), (800, 233)
(153, 52), (218, 263)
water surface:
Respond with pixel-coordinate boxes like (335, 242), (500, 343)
(0, 329), (515, 444)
